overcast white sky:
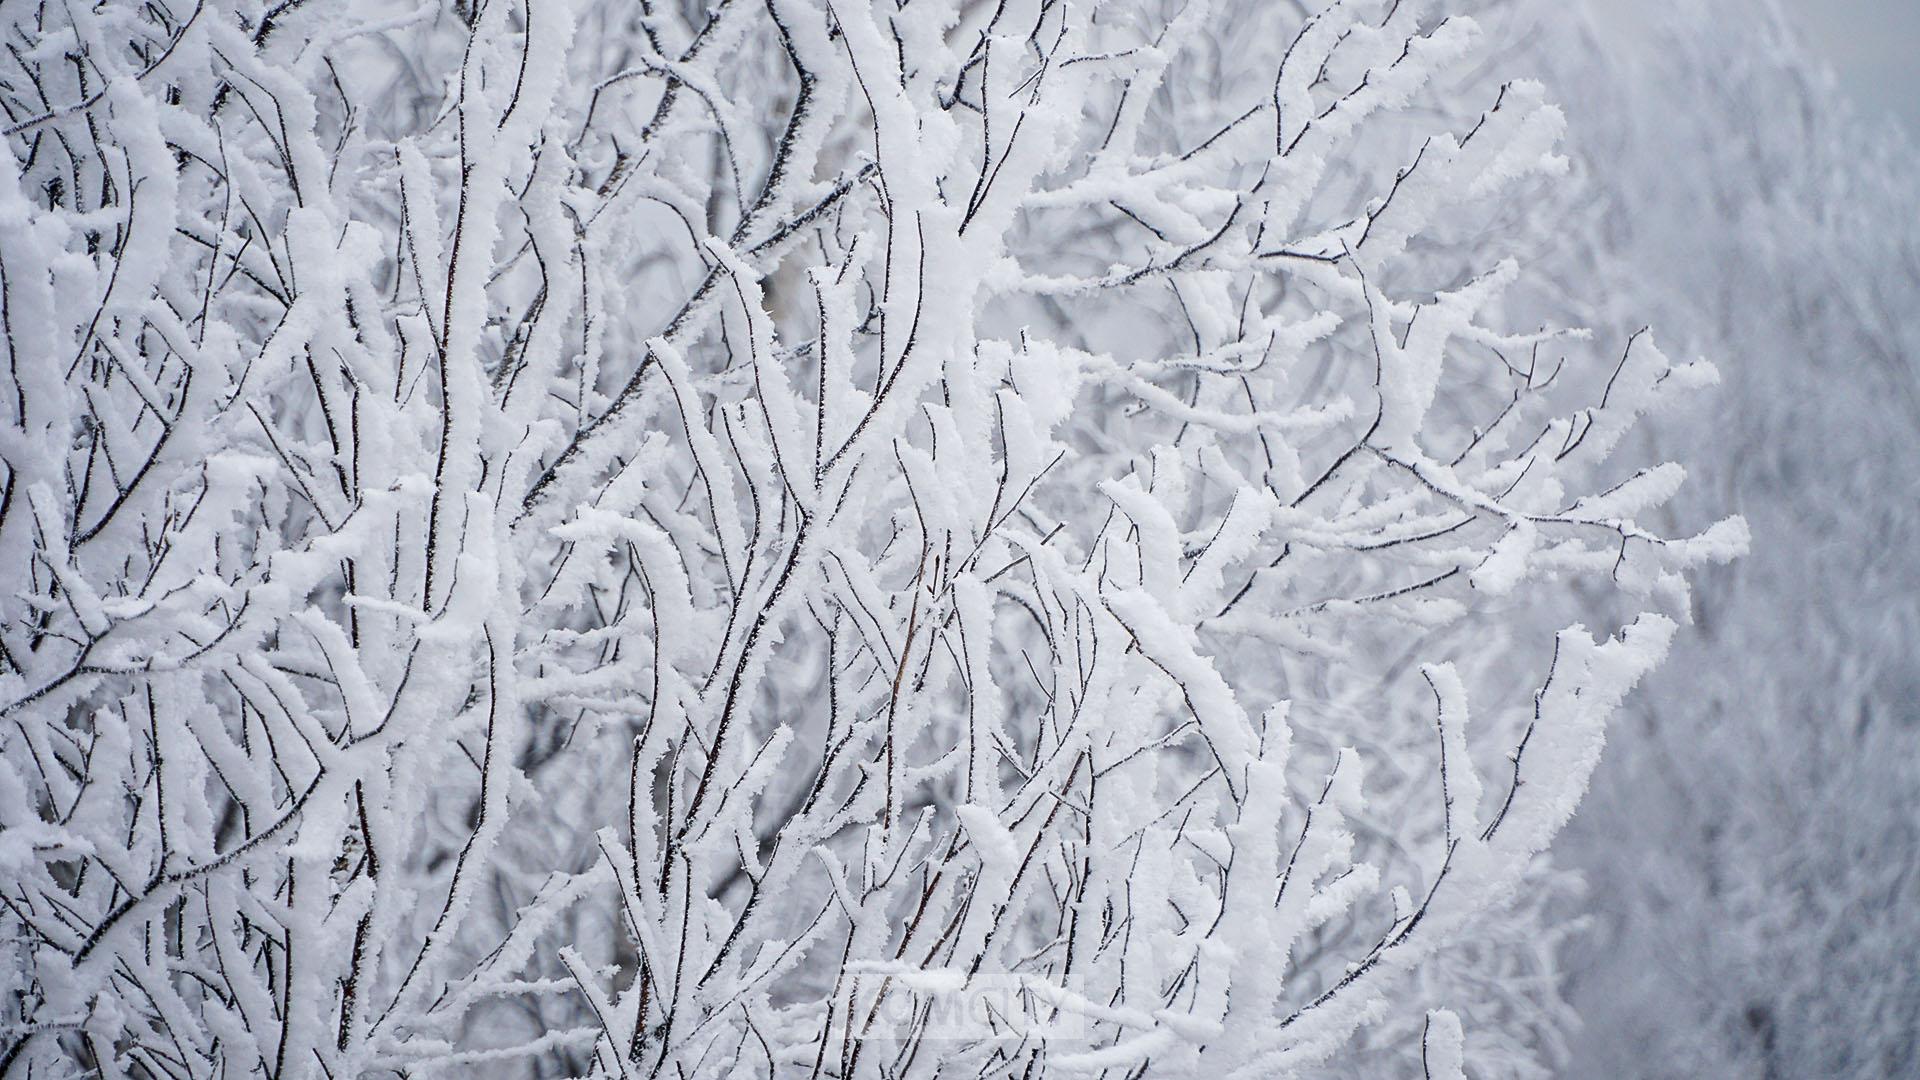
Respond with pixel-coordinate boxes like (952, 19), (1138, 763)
(1793, 0), (1920, 136)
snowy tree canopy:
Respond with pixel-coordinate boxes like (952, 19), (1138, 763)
(1499, 2), (1920, 1076)
(0, 1), (1755, 1077)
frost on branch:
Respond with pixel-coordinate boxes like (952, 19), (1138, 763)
(0, 0), (1739, 1077)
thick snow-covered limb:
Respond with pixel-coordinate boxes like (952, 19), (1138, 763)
(1422, 1009), (1468, 1080)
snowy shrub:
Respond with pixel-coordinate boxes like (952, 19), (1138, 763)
(0, 0), (1740, 1076)
(1495, 2), (1920, 1075)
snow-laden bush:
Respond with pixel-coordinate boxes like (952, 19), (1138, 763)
(0, 0), (1740, 1075)
(1489, 2), (1920, 1075)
